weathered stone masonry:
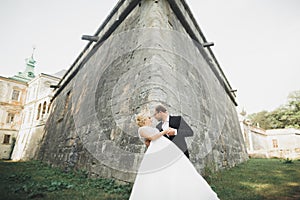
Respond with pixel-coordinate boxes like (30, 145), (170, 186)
(37, 0), (248, 182)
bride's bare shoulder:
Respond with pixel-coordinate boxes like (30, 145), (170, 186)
(138, 126), (149, 131)
(138, 126), (156, 133)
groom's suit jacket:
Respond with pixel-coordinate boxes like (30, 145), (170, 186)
(156, 116), (194, 158)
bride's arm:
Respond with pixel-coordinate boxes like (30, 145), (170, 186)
(140, 129), (168, 141)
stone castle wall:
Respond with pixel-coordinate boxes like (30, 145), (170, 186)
(37, 0), (248, 182)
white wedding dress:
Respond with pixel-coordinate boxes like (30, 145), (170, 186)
(129, 126), (219, 200)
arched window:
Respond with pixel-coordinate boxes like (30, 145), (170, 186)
(42, 101), (47, 115)
(37, 103), (41, 120)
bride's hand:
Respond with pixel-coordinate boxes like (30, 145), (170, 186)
(167, 128), (176, 136)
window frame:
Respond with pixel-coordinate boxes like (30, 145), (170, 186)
(6, 113), (15, 124)
(3, 134), (11, 144)
(11, 89), (20, 101)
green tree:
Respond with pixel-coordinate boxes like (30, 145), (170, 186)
(286, 90), (300, 128)
(268, 106), (288, 129)
(247, 110), (272, 129)
(247, 90), (300, 129)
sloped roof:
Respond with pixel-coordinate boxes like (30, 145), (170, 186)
(52, 69), (67, 78)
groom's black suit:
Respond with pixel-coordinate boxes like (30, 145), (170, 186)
(156, 116), (194, 159)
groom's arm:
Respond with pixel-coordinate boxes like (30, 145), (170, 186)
(178, 117), (194, 137)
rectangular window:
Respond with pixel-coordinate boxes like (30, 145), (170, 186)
(12, 90), (20, 101)
(6, 113), (15, 123)
(272, 139), (278, 148)
(3, 134), (11, 144)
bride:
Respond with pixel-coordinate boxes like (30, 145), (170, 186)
(129, 114), (220, 200)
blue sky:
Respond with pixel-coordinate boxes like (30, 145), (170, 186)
(0, 0), (299, 114)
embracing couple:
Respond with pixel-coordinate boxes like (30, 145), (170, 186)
(129, 105), (219, 200)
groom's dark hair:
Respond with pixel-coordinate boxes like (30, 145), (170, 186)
(155, 105), (167, 113)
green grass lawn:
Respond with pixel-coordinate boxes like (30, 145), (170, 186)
(207, 158), (300, 200)
(0, 158), (299, 200)
(0, 160), (132, 200)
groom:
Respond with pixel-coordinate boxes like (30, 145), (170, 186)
(148, 105), (194, 159)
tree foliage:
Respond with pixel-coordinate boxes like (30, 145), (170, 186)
(247, 90), (300, 129)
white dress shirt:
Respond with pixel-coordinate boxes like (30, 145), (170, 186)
(162, 115), (177, 136)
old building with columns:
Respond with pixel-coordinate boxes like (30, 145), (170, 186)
(11, 71), (64, 161)
(0, 53), (65, 160)
(0, 77), (27, 159)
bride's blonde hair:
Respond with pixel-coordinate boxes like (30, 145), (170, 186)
(136, 114), (149, 127)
